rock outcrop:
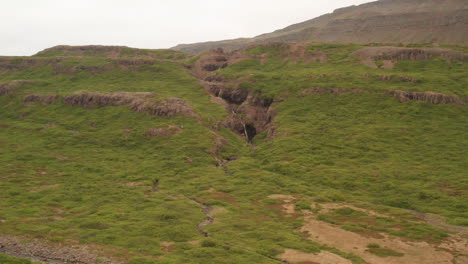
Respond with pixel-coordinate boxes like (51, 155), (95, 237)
(15, 92), (197, 118)
(388, 90), (466, 104)
(62, 92), (197, 118)
(352, 47), (468, 68)
(0, 83), (15, 96)
(0, 80), (32, 95)
(23, 94), (58, 104)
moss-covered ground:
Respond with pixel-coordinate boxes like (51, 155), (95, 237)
(0, 43), (466, 263)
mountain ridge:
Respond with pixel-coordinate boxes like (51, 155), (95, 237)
(172, 0), (468, 53)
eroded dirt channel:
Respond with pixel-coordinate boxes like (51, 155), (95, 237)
(189, 198), (214, 237)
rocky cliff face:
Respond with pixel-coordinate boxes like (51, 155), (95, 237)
(173, 0), (468, 53)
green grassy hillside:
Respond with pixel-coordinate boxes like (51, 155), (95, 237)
(0, 254), (38, 264)
(0, 44), (466, 264)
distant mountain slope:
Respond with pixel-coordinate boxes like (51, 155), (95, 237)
(172, 0), (468, 53)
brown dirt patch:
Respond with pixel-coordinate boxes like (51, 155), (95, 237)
(210, 206), (227, 216)
(0, 235), (122, 264)
(439, 234), (468, 254)
(278, 249), (352, 264)
(271, 196), (466, 264)
(268, 194), (296, 214)
(317, 202), (391, 218)
(300, 216), (458, 264)
(211, 207), (227, 225)
(382, 60), (395, 69)
(160, 242), (175, 253)
(188, 240), (201, 245)
(51, 207), (66, 221)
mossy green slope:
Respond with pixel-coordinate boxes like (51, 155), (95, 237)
(0, 44), (466, 263)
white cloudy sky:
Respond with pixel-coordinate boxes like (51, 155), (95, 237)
(1, 0), (373, 56)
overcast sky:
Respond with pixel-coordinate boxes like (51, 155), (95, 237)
(1, 0), (373, 56)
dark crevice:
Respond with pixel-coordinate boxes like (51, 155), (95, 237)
(244, 124), (257, 142)
(193, 50), (275, 142)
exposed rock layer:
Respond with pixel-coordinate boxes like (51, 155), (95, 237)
(352, 46), (468, 68)
(389, 90), (466, 104)
(0, 80), (32, 95)
(20, 91), (197, 118)
(23, 94), (58, 104)
(193, 49), (275, 141)
(63, 92), (196, 118)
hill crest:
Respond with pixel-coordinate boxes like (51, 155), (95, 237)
(172, 0), (468, 53)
